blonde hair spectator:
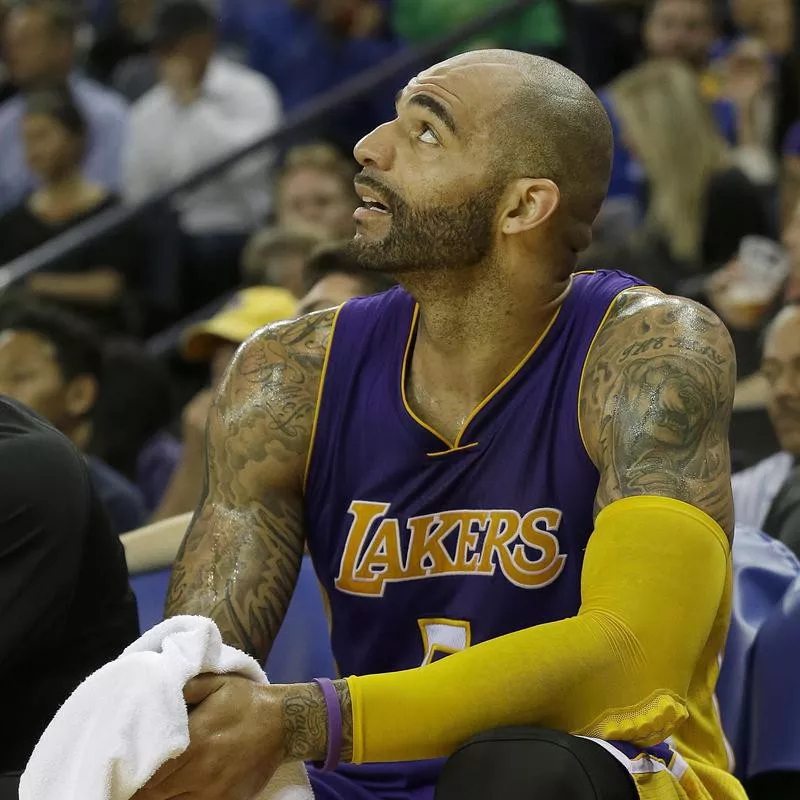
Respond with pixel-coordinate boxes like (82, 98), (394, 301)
(610, 59), (729, 263)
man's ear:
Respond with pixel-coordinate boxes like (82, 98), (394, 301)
(500, 179), (560, 236)
(64, 374), (98, 418)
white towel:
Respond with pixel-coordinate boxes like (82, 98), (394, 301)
(20, 616), (314, 800)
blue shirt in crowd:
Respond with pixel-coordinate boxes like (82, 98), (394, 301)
(221, 0), (409, 147)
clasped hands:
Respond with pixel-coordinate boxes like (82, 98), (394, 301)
(132, 674), (288, 800)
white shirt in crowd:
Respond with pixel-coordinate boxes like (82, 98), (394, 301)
(123, 55), (281, 235)
(732, 451), (794, 530)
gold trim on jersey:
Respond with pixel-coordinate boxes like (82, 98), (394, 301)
(303, 303), (344, 493)
(401, 296), (564, 454)
(575, 282), (653, 464)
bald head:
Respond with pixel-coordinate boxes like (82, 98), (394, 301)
(349, 50), (613, 277)
(762, 305), (800, 454)
(428, 50), (613, 254)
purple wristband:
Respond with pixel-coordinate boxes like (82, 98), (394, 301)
(313, 677), (342, 771)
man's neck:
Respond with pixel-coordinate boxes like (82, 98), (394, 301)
(32, 173), (105, 221)
(40, 172), (85, 199)
(400, 258), (571, 424)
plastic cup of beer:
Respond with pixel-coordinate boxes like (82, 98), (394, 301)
(725, 236), (790, 326)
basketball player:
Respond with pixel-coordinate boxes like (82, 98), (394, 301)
(136, 51), (744, 800)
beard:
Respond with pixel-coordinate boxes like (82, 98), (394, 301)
(344, 174), (503, 274)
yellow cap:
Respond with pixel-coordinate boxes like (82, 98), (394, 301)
(181, 287), (297, 361)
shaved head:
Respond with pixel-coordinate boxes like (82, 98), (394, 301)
(449, 50), (613, 251)
(416, 50), (613, 253)
(349, 49), (613, 276)
(762, 304), (800, 454)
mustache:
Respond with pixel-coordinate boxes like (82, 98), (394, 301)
(355, 172), (404, 210)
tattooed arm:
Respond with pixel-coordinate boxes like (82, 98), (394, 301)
(135, 308), (356, 800)
(165, 309), (334, 660)
(580, 289), (736, 538)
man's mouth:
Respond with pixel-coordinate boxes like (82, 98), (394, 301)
(354, 179), (393, 215)
(359, 195), (390, 214)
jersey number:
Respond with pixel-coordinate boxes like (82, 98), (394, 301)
(418, 618), (471, 666)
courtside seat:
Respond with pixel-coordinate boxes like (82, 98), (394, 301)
(266, 555), (338, 683)
(129, 567), (172, 635)
(747, 575), (800, 778)
(128, 555), (337, 682)
(717, 527), (800, 775)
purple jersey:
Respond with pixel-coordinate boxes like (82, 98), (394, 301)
(305, 270), (643, 681)
(304, 270), (643, 798)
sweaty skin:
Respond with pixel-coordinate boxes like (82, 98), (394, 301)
(139, 48), (737, 800)
(162, 286), (735, 767)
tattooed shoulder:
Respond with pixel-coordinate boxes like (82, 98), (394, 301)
(214, 307), (337, 476)
(165, 308), (337, 658)
(579, 289), (736, 538)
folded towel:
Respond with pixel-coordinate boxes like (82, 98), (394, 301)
(20, 616), (313, 800)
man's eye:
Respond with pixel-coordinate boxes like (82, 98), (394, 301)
(418, 125), (438, 145)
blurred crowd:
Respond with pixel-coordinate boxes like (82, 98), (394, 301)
(0, 0), (796, 543)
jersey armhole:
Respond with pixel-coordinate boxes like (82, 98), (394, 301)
(576, 285), (653, 467)
(303, 304), (345, 495)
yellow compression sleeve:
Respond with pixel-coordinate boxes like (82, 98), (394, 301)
(346, 496), (730, 764)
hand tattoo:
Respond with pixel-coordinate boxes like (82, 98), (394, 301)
(580, 290), (736, 539)
(166, 309), (336, 660)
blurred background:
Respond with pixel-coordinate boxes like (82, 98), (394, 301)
(0, 0), (796, 528)
(1, 0), (800, 791)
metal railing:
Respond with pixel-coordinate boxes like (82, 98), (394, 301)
(0, 0), (544, 291)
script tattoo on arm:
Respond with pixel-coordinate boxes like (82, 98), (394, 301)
(280, 681), (354, 763)
(580, 290), (736, 539)
(165, 309), (336, 661)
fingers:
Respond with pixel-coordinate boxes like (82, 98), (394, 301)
(135, 752), (193, 798)
(183, 674), (227, 707)
(137, 759), (199, 800)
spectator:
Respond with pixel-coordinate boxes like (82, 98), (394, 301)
(706, 195), (799, 378)
(715, 36), (779, 185)
(0, 87), (142, 333)
(87, 0), (159, 102)
(241, 224), (328, 297)
(588, 60), (771, 291)
(0, 302), (147, 534)
(711, 0), (800, 178)
(642, 0), (716, 71)
(124, 0), (282, 313)
(151, 286), (296, 521)
(228, 0), (407, 149)
(604, 0), (778, 202)
(0, 0), (128, 213)
(276, 142), (358, 238)
(298, 239), (396, 315)
(89, 339), (180, 514)
(0, 396), (138, 786)
(733, 304), (800, 557)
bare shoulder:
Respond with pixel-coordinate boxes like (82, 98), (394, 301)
(165, 309), (337, 655)
(579, 288), (736, 538)
(214, 308), (337, 485)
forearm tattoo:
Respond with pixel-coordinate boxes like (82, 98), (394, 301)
(165, 310), (336, 660)
(580, 290), (736, 539)
(282, 680), (354, 763)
